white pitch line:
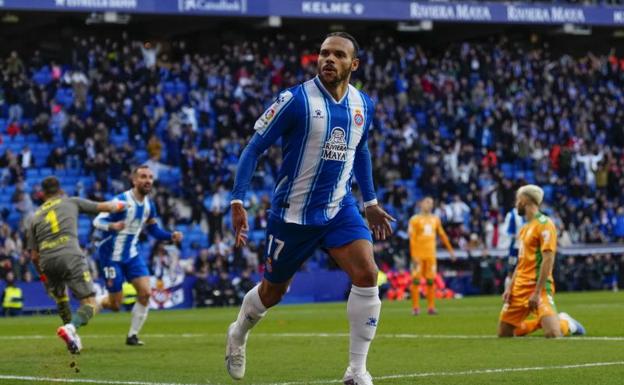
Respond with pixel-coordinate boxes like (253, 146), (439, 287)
(1, 332), (623, 341)
(0, 375), (209, 385)
(2, 361), (623, 385)
(261, 361), (624, 385)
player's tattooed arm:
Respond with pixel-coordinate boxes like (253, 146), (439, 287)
(231, 201), (248, 248)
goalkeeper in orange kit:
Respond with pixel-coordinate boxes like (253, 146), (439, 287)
(408, 197), (455, 315)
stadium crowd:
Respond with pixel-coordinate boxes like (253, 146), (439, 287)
(1, 31), (623, 299)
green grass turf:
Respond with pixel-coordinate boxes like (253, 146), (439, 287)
(1, 291), (623, 385)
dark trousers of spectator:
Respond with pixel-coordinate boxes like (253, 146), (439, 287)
(208, 212), (223, 244)
(3, 307), (21, 317)
(193, 279), (215, 307)
(213, 289), (236, 307)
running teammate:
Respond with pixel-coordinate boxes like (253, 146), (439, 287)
(93, 165), (183, 346)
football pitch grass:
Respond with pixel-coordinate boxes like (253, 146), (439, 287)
(1, 291), (623, 385)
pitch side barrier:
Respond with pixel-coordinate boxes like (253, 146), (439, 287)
(437, 243), (624, 259)
(1, 0), (624, 26)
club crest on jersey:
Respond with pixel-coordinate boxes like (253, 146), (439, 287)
(354, 109), (364, 126)
(322, 127), (347, 162)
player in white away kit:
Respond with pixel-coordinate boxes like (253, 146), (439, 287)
(225, 32), (395, 385)
(93, 165), (183, 345)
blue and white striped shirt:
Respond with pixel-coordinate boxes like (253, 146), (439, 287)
(93, 190), (158, 262)
(232, 76), (377, 225)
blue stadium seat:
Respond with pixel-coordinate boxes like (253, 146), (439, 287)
(250, 230), (264, 244)
(543, 185), (554, 202)
(25, 169), (38, 178)
(39, 168), (53, 177)
(501, 163), (514, 179)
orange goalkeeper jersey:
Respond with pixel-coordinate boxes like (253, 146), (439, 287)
(408, 214), (453, 260)
(514, 212), (558, 287)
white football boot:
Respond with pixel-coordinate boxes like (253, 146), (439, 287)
(225, 322), (246, 380)
(343, 366), (374, 385)
(559, 312), (586, 335)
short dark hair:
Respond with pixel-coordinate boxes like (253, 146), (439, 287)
(41, 176), (61, 197)
(325, 32), (359, 59)
(132, 164), (151, 176)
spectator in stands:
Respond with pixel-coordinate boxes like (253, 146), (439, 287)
(193, 264), (214, 308)
(208, 185), (228, 244)
(614, 207), (624, 242)
(214, 271), (236, 307)
(18, 146), (32, 169)
(235, 269), (256, 301)
(1, 271), (23, 316)
(46, 148), (66, 170)
(140, 42), (161, 69)
(580, 256), (603, 290)
(601, 254), (619, 291)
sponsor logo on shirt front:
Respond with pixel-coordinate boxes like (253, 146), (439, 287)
(321, 127), (347, 162)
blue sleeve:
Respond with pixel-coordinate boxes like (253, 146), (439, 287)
(145, 200), (172, 240)
(231, 88), (297, 201)
(148, 200), (158, 220)
(353, 95), (377, 205)
(147, 223), (172, 241)
(353, 128), (377, 205)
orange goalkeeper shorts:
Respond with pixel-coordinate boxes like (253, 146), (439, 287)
(499, 283), (557, 328)
(412, 258), (437, 281)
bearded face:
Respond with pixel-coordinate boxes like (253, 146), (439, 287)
(317, 37), (358, 87)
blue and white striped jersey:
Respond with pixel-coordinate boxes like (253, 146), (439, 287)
(93, 190), (158, 262)
(232, 76), (377, 225)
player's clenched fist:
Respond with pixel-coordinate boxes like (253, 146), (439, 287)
(171, 231), (183, 243)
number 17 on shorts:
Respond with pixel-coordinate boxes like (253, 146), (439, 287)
(265, 234), (285, 273)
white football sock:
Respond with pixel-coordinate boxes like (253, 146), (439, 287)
(128, 302), (149, 337)
(347, 285), (381, 375)
(231, 284), (267, 344)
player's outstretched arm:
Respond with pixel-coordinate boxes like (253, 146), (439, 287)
(145, 218), (183, 243)
(96, 200), (126, 213)
(91, 199), (126, 232)
(230, 134), (278, 248)
(354, 131), (395, 240)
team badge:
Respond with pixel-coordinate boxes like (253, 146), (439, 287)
(354, 109), (364, 126)
(265, 108), (276, 121)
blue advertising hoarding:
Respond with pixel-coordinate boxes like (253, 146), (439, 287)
(0, 0), (623, 26)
